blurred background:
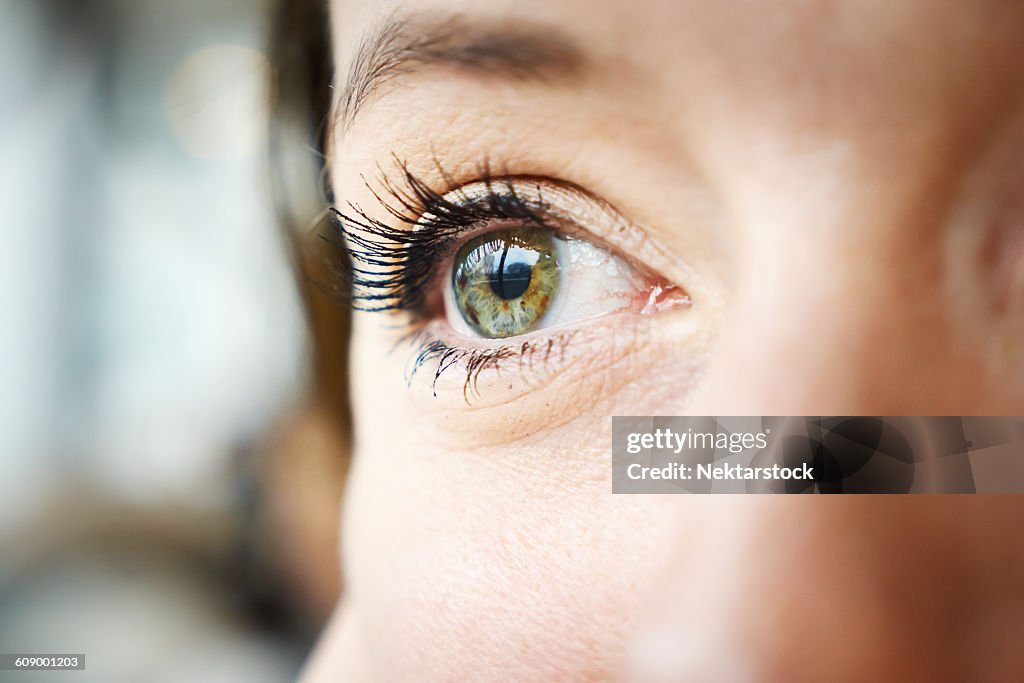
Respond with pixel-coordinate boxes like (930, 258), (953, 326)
(0, 1), (344, 680)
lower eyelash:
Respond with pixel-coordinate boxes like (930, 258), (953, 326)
(403, 328), (578, 400)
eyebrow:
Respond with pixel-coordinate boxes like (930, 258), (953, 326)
(337, 14), (587, 132)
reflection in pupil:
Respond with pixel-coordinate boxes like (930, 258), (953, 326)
(487, 246), (534, 300)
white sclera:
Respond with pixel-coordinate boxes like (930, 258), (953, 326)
(444, 231), (646, 338)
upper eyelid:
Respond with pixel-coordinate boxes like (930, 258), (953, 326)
(340, 155), (654, 256)
(333, 161), (665, 318)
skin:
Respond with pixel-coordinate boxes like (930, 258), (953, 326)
(304, 0), (1024, 680)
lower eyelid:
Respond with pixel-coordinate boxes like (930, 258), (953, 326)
(389, 309), (712, 448)
(402, 281), (696, 406)
(403, 315), (649, 408)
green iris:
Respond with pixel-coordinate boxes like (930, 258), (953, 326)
(451, 227), (561, 338)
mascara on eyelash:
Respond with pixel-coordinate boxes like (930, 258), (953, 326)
(330, 158), (556, 316)
(402, 327), (577, 400)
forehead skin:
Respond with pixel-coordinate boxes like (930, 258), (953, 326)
(332, 0), (1024, 175)
(311, 1), (1024, 681)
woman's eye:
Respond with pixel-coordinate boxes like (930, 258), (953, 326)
(445, 224), (665, 339)
(334, 165), (692, 386)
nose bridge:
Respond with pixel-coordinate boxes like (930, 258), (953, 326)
(692, 216), (963, 414)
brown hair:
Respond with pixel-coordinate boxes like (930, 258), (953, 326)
(269, 0), (351, 438)
(264, 0), (351, 622)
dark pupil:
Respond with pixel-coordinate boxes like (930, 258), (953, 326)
(487, 245), (534, 300)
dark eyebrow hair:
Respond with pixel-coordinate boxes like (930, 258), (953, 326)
(336, 14), (587, 132)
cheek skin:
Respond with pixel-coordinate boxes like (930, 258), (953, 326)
(331, 308), (712, 681)
(339, 376), (676, 680)
(625, 497), (1024, 681)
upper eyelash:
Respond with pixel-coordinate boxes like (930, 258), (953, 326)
(330, 157), (556, 316)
